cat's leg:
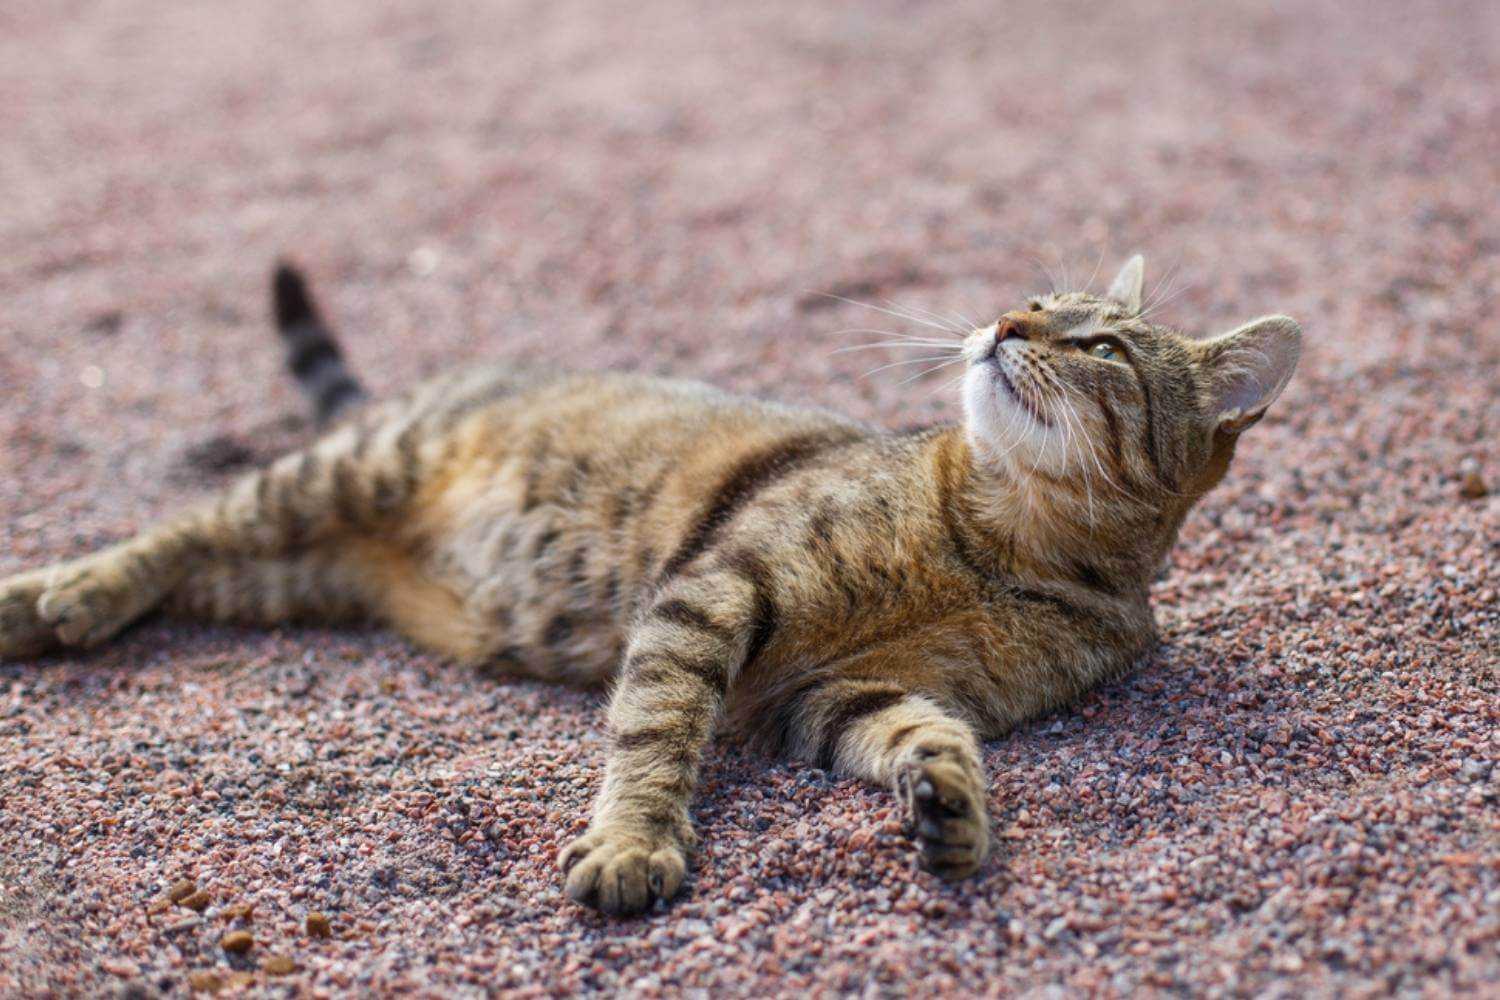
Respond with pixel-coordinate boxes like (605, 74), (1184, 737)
(163, 541), (492, 664)
(0, 409), (433, 657)
(557, 565), (764, 915)
(788, 680), (991, 878)
(161, 551), (373, 627)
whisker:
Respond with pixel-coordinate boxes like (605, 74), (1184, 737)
(931, 303), (980, 331)
(1056, 248), (1076, 295)
(987, 396), (1033, 461)
(1026, 254), (1061, 295)
(994, 427), (1032, 461)
(1139, 254), (1185, 316)
(879, 299), (967, 335)
(1040, 368), (1122, 498)
(996, 372), (1042, 461)
(1031, 367), (1076, 485)
(829, 339), (963, 356)
(1083, 246), (1107, 297)
(930, 371), (968, 397)
(812, 294), (962, 334)
(1139, 280), (1194, 320)
(1009, 370), (1051, 476)
(827, 327), (952, 340)
(860, 355), (966, 379)
(1140, 270), (1177, 314)
(1061, 400), (1097, 529)
(892, 358), (965, 387)
(1048, 377), (1101, 528)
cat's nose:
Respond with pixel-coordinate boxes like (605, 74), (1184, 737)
(995, 316), (1031, 346)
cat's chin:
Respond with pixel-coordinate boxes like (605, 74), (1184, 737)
(961, 360), (1056, 472)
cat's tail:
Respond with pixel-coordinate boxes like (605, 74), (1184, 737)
(272, 262), (368, 426)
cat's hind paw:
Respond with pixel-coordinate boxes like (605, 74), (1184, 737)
(34, 555), (157, 650)
(0, 570), (59, 659)
(559, 824), (688, 916)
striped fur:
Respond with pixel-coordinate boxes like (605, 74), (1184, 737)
(0, 257), (1299, 915)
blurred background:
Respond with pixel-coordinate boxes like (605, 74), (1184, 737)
(5, 2), (1496, 465)
(1, 1), (1495, 996)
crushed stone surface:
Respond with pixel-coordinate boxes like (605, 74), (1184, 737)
(0, 0), (1495, 995)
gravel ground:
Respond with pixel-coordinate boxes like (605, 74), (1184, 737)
(1, 0), (1496, 996)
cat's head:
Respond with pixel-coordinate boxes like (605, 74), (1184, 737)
(960, 255), (1301, 507)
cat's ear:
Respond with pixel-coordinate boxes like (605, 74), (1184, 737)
(1198, 315), (1302, 435)
(1106, 254), (1145, 312)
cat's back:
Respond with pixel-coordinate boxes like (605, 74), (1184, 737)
(402, 365), (861, 459)
(420, 365), (874, 545)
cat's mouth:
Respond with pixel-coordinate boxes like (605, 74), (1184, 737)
(984, 356), (1052, 429)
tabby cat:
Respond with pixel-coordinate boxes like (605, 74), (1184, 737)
(0, 257), (1300, 915)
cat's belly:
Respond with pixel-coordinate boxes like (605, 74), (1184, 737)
(425, 493), (630, 686)
(397, 367), (862, 684)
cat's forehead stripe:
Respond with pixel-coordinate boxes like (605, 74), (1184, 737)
(1051, 306), (1097, 330)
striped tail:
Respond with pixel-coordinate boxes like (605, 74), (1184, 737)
(272, 262), (367, 426)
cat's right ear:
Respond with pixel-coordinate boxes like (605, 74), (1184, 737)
(1197, 316), (1302, 435)
(1106, 254), (1145, 313)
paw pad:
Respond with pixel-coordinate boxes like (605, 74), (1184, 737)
(898, 748), (991, 880)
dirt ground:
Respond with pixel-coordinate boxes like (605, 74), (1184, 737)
(0, 0), (1495, 996)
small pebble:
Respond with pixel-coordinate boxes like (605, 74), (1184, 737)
(306, 912), (333, 938)
(167, 880), (197, 904)
(100, 957), (140, 978)
(181, 890), (213, 912)
(186, 971), (223, 994)
(263, 955), (297, 976)
(222, 902), (255, 922)
(220, 931), (254, 955)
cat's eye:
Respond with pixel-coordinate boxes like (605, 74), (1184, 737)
(1088, 342), (1120, 361)
(1028, 301), (1044, 312)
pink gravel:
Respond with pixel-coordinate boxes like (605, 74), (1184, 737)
(1, 0), (1496, 996)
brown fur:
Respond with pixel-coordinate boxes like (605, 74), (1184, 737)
(0, 257), (1300, 915)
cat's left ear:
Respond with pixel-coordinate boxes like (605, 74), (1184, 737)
(1106, 254), (1145, 312)
(1198, 315), (1302, 435)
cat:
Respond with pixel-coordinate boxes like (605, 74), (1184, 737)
(0, 256), (1300, 915)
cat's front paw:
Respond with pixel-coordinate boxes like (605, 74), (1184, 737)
(0, 570), (58, 659)
(34, 556), (153, 649)
(897, 744), (991, 880)
(558, 823), (689, 916)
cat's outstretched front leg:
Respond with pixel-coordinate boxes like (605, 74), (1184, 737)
(791, 680), (992, 878)
(558, 564), (764, 915)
